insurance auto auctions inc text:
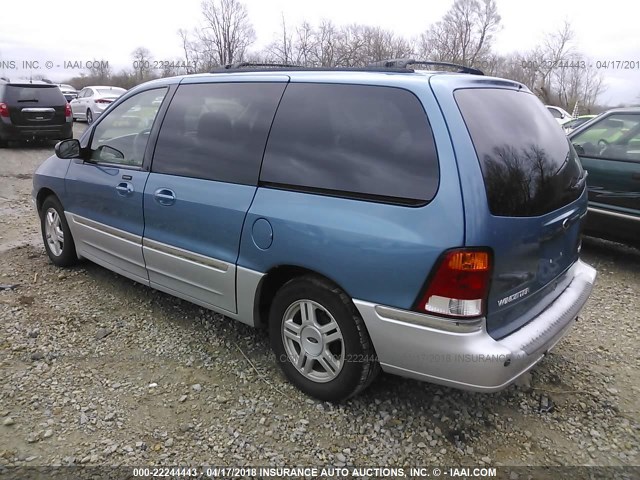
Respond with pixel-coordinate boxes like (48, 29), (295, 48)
(201, 466), (497, 478)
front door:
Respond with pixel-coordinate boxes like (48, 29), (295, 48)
(64, 87), (169, 283)
(571, 111), (640, 244)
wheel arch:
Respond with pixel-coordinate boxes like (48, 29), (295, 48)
(253, 265), (350, 329)
(36, 188), (59, 215)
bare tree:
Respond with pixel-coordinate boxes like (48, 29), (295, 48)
(87, 59), (112, 83)
(491, 22), (605, 111)
(199, 0), (256, 66)
(178, 29), (204, 73)
(293, 21), (315, 66)
(533, 21), (574, 103)
(265, 21), (415, 68)
(131, 47), (154, 82)
(418, 0), (501, 67)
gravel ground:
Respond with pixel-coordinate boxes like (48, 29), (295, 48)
(0, 125), (638, 474)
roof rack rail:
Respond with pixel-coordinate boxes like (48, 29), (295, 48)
(211, 62), (302, 72)
(368, 58), (484, 75)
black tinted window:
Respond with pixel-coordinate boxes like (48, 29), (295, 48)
(456, 89), (584, 217)
(261, 83), (439, 203)
(5, 85), (65, 105)
(547, 107), (562, 119)
(152, 83), (286, 185)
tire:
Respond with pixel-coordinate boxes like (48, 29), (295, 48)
(0, 138), (8, 148)
(86, 109), (93, 124)
(40, 196), (78, 267)
(269, 275), (380, 402)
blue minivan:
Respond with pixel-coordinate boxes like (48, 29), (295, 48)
(33, 61), (596, 401)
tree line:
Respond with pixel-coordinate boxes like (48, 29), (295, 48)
(64, 0), (614, 113)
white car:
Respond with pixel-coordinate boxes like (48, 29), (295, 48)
(70, 86), (126, 124)
(58, 84), (78, 103)
(546, 105), (573, 125)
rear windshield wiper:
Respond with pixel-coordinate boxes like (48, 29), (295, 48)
(18, 99), (39, 102)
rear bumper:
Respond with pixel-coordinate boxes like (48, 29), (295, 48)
(0, 122), (72, 141)
(354, 259), (596, 392)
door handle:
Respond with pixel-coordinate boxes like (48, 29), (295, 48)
(115, 182), (134, 196)
(153, 188), (176, 206)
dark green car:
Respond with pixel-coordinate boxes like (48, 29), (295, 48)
(569, 108), (640, 248)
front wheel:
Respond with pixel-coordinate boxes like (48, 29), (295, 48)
(269, 275), (379, 402)
(40, 196), (78, 267)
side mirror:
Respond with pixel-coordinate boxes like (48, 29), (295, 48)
(54, 139), (81, 159)
(97, 145), (125, 160)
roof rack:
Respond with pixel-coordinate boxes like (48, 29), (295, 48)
(210, 62), (414, 74)
(211, 62), (302, 72)
(368, 58), (484, 75)
(207, 59), (483, 75)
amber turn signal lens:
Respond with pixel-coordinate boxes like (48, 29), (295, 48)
(446, 251), (490, 271)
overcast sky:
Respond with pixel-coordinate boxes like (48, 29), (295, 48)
(1, 0), (638, 105)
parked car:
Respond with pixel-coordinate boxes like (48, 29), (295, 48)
(0, 79), (73, 147)
(563, 114), (596, 134)
(58, 84), (78, 103)
(569, 108), (640, 248)
(546, 105), (573, 125)
(33, 61), (596, 401)
(70, 86), (126, 124)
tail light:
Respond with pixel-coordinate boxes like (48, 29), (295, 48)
(0, 103), (9, 118)
(416, 249), (492, 318)
(65, 103), (72, 117)
(95, 99), (111, 104)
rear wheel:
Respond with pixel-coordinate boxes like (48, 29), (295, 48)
(86, 109), (93, 124)
(269, 275), (379, 402)
(40, 196), (78, 267)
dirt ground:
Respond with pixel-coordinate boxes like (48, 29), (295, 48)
(0, 123), (638, 476)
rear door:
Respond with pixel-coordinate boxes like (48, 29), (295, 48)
(64, 87), (169, 283)
(4, 84), (66, 126)
(432, 77), (588, 339)
(143, 77), (287, 314)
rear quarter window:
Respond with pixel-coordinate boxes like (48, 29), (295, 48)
(260, 83), (439, 204)
(456, 88), (584, 217)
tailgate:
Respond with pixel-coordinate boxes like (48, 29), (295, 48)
(438, 80), (588, 339)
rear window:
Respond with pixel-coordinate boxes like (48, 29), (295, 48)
(261, 83), (439, 204)
(96, 88), (125, 96)
(455, 88), (584, 217)
(547, 107), (562, 119)
(4, 85), (65, 105)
